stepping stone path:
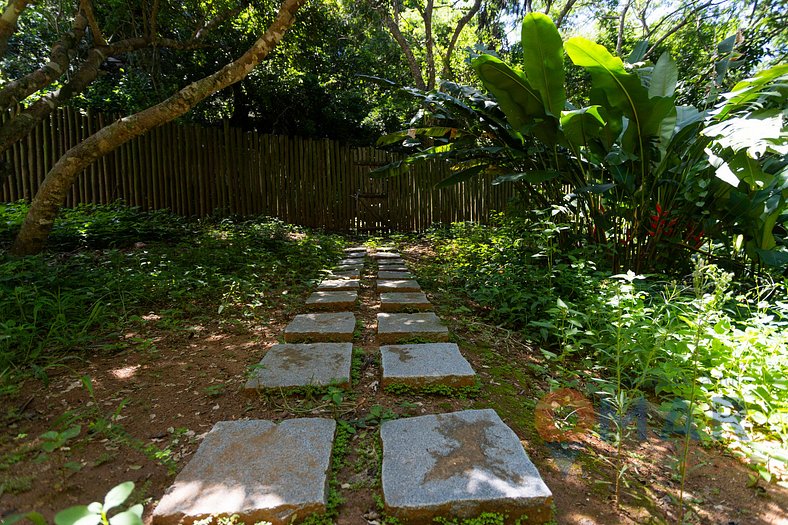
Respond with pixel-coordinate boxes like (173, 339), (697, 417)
(380, 343), (474, 387)
(317, 278), (359, 291)
(154, 245), (553, 524)
(377, 279), (422, 293)
(380, 292), (432, 312)
(284, 312), (355, 342)
(152, 418), (335, 524)
(377, 312), (449, 344)
(378, 270), (413, 279)
(245, 343), (353, 390)
(306, 290), (357, 311)
(380, 409), (552, 522)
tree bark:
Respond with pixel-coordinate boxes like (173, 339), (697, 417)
(10, 0), (306, 256)
(379, 3), (427, 90)
(421, 0), (435, 90)
(441, 0), (481, 81)
(0, 11), (88, 111)
(616, 0), (633, 56)
(0, 0), (30, 55)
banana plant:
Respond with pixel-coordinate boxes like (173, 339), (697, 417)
(373, 13), (786, 270)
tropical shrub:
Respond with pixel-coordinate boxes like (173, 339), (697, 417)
(375, 14), (787, 273)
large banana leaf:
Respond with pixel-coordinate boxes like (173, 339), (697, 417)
(560, 106), (606, 147)
(471, 54), (546, 133)
(648, 52), (678, 98)
(565, 37), (675, 157)
(520, 13), (565, 117)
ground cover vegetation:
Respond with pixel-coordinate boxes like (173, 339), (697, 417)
(0, 202), (344, 394)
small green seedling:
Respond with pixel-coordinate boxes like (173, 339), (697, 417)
(54, 481), (143, 525)
(40, 425), (81, 453)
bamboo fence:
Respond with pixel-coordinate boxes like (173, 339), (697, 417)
(1, 108), (515, 232)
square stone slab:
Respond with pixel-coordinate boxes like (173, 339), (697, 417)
(285, 312), (356, 343)
(339, 258), (365, 266)
(306, 291), (358, 311)
(373, 252), (402, 259)
(377, 279), (421, 293)
(318, 279), (360, 291)
(335, 264), (364, 271)
(381, 343), (475, 388)
(378, 271), (413, 280)
(344, 246), (367, 254)
(380, 292), (432, 312)
(378, 258), (406, 266)
(376, 265), (408, 272)
(380, 409), (553, 523)
(244, 343), (353, 390)
(343, 251), (366, 259)
(152, 418), (336, 525)
(327, 269), (360, 280)
(377, 312), (448, 344)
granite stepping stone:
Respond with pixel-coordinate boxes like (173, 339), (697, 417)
(377, 279), (421, 293)
(374, 252), (402, 259)
(381, 343), (475, 388)
(318, 279), (360, 291)
(306, 291), (357, 311)
(152, 418), (336, 525)
(376, 265), (408, 272)
(335, 264), (364, 272)
(244, 343), (352, 390)
(339, 258), (365, 266)
(380, 292), (432, 312)
(285, 312), (355, 343)
(378, 258), (406, 266)
(326, 269), (360, 280)
(377, 312), (448, 344)
(378, 271), (413, 280)
(380, 409), (553, 523)
(376, 246), (396, 252)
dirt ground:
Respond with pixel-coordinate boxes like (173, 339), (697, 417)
(1, 247), (787, 525)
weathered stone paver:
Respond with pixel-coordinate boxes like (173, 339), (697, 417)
(244, 343), (353, 390)
(377, 279), (421, 293)
(339, 258), (365, 266)
(318, 279), (360, 291)
(306, 290), (357, 311)
(377, 265), (408, 272)
(343, 250), (366, 259)
(378, 271), (413, 279)
(378, 258), (406, 266)
(152, 418), (336, 525)
(380, 292), (432, 312)
(335, 264), (364, 272)
(373, 252), (402, 259)
(285, 312), (355, 343)
(327, 269), (360, 279)
(377, 312), (449, 344)
(381, 343), (475, 387)
(380, 409), (553, 523)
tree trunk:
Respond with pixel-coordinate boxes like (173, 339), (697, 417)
(10, 0), (306, 256)
(0, 0), (30, 55)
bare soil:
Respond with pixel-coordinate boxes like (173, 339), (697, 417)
(1, 248), (786, 525)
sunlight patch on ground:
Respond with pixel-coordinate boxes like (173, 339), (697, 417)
(110, 365), (140, 379)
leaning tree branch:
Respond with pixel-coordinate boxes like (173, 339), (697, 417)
(0, 0), (31, 55)
(554, 0), (578, 28)
(0, 11), (87, 111)
(79, 0), (106, 45)
(421, 0), (436, 90)
(442, 0), (481, 80)
(643, 1), (713, 59)
(616, 0), (633, 56)
(377, 2), (427, 90)
(10, 0), (307, 255)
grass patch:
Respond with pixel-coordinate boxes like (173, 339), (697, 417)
(0, 202), (345, 395)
